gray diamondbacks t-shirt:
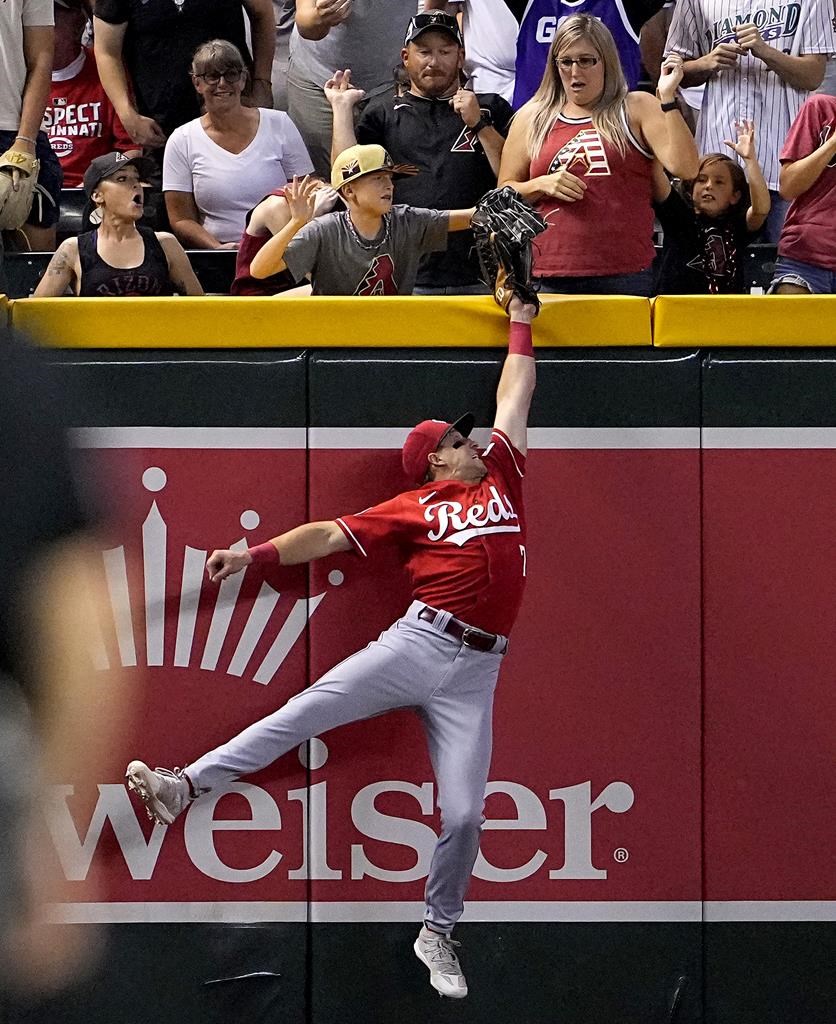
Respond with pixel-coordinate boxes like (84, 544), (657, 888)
(284, 205), (448, 295)
(288, 0), (417, 95)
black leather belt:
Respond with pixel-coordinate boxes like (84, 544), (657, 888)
(418, 606), (504, 653)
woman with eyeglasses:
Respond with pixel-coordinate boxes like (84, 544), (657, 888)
(499, 15), (699, 296)
(163, 39), (314, 249)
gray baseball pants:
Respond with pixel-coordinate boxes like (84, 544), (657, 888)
(186, 601), (506, 933)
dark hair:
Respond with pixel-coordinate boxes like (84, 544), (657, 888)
(688, 153), (750, 211)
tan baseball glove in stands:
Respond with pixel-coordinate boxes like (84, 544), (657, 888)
(0, 148), (40, 231)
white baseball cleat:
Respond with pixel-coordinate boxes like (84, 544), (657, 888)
(125, 761), (192, 825)
(413, 927), (468, 999)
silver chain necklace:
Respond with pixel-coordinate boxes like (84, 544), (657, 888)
(343, 211), (390, 251)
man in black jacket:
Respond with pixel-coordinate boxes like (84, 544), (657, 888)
(326, 11), (513, 294)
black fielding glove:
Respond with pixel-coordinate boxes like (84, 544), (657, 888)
(471, 186), (547, 314)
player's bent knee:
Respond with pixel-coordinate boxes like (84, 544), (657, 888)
(440, 806), (484, 835)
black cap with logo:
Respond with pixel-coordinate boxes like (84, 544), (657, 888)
(403, 12), (464, 48)
(82, 152), (157, 199)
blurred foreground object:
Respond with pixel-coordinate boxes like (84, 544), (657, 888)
(0, 330), (129, 997)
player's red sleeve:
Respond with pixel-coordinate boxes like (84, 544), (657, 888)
(336, 494), (407, 558)
(482, 428), (526, 484)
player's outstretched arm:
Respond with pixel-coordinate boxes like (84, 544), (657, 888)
(493, 297), (537, 456)
(206, 520), (351, 582)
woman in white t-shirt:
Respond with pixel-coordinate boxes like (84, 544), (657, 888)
(163, 39), (314, 249)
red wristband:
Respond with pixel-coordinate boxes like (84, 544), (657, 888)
(248, 541), (281, 566)
(508, 321), (534, 357)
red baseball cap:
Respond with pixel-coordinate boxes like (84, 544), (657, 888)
(401, 412), (475, 485)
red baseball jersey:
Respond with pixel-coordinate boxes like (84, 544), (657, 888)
(337, 428), (527, 636)
(44, 49), (134, 188)
(778, 94), (836, 271)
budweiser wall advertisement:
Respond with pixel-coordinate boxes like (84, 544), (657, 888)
(53, 434), (702, 918)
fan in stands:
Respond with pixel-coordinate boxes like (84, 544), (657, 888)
(44, 0), (138, 189)
(34, 152), (203, 297)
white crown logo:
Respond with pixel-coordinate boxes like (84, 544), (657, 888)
(92, 465), (343, 683)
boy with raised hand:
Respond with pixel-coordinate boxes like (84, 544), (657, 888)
(248, 144), (475, 295)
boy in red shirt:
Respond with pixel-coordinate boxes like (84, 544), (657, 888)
(44, 0), (135, 187)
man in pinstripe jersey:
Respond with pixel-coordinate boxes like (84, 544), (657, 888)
(664, 0), (836, 239)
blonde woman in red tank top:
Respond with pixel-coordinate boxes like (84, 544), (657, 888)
(499, 15), (699, 296)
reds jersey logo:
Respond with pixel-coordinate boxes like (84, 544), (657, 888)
(549, 128), (611, 176)
(355, 254), (397, 295)
(422, 485), (520, 547)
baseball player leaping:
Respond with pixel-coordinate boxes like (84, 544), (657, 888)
(126, 295), (537, 999)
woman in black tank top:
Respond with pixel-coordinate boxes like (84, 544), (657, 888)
(77, 226), (174, 297)
(34, 152), (203, 298)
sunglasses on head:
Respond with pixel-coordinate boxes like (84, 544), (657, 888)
(405, 12), (462, 42)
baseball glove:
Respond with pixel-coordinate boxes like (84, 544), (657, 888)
(0, 148), (40, 231)
(471, 186), (547, 314)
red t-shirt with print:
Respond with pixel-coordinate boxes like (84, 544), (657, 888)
(44, 48), (134, 188)
(337, 428), (527, 636)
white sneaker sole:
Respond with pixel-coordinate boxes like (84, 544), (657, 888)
(125, 760), (175, 825)
(413, 938), (468, 999)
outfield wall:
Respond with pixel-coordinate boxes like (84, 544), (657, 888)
(6, 292), (836, 346)
(2, 296), (834, 1024)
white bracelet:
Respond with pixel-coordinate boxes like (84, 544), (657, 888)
(15, 134), (37, 145)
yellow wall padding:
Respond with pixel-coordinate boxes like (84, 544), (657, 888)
(654, 295), (836, 347)
(0, 295), (7, 326)
(10, 294), (652, 348)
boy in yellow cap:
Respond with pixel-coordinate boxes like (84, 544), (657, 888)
(249, 143), (476, 294)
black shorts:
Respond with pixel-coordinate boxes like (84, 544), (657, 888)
(0, 129), (63, 228)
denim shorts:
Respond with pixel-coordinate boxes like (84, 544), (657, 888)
(768, 254), (836, 295)
(0, 129), (63, 227)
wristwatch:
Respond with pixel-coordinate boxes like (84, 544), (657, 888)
(660, 100), (679, 112)
(471, 113), (493, 133)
